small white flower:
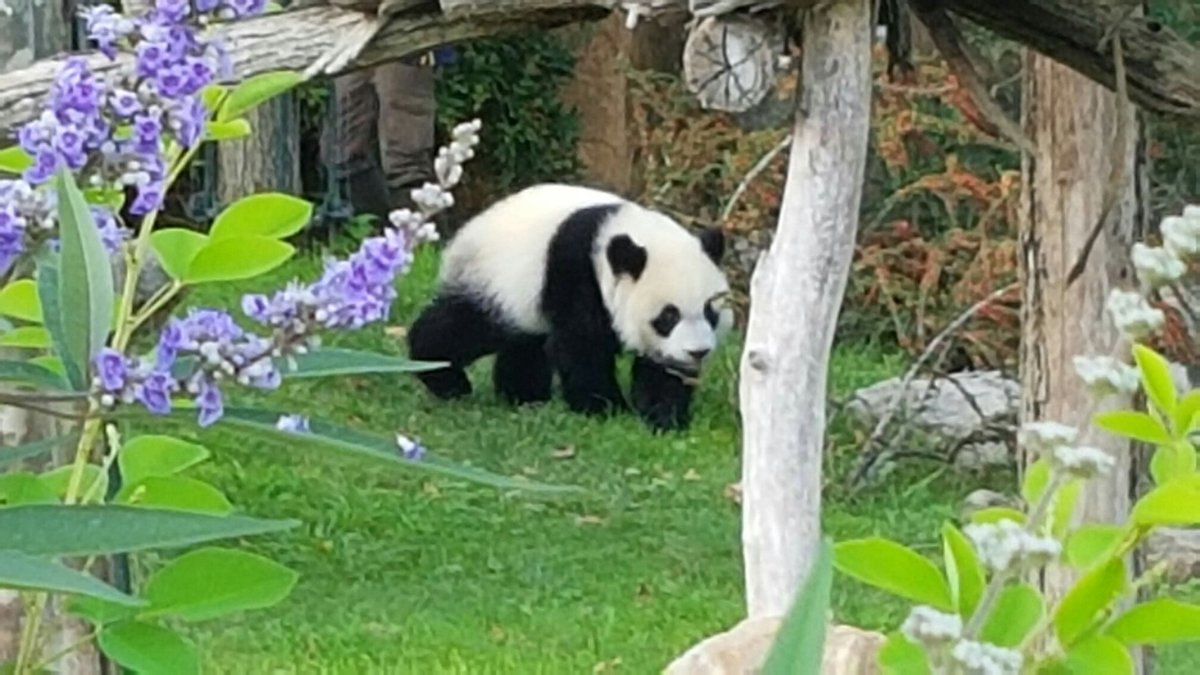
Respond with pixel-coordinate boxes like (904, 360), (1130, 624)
(1183, 204), (1200, 219)
(1073, 355), (1140, 398)
(1018, 421), (1077, 454)
(1106, 289), (1164, 339)
(964, 519), (1061, 573)
(275, 414), (310, 433)
(1049, 445), (1115, 480)
(950, 639), (1023, 675)
(1162, 214), (1200, 259)
(900, 605), (962, 646)
(1132, 243), (1186, 288)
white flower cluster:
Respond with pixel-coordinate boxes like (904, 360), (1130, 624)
(949, 639), (1023, 675)
(1162, 205), (1200, 259)
(1106, 289), (1165, 340)
(1072, 355), (1140, 399)
(0, 0), (13, 17)
(1018, 421), (1078, 455)
(1132, 242), (1186, 289)
(900, 605), (962, 646)
(387, 118), (483, 244)
(963, 519), (1060, 573)
(1048, 444), (1115, 480)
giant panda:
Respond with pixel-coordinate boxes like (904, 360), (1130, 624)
(406, 182), (734, 432)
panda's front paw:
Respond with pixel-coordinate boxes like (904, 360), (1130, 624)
(631, 357), (694, 433)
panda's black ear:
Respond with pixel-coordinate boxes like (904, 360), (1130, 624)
(607, 234), (647, 281)
(698, 226), (725, 264)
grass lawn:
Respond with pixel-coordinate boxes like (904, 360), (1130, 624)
(125, 244), (1198, 673)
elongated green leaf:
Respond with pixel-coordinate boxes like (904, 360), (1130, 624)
(99, 621), (199, 675)
(760, 538), (832, 675)
(0, 550), (144, 606)
(0, 326), (51, 349)
(1063, 635), (1134, 675)
(116, 476), (232, 514)
(1133, 343), (1177, 416)
(1054, 557), (1127, 647)
(210, 192), (312, 240)
(1093, 410), (1172, 446)
(218, 70), (304, 121)
(0, 359), (71, 391)
(1022, 458), (1050, 506)
(1150, 441), (1196, 486)
(1132, 481), (1200, 526)
(0, 280), (43, 323)
(0, 434), (75, 469)
(0, 504), (298, 556)
(0, 473), (58, 505)
(877, 633), (931, 675)
(981, 583), (1044, 647)
(53, 169), (115, 390)
(205, 118), (251, 141)
(1106, 598), (1200, 645)
(150, 229), (209, 281)
(942, 522), (985, 617)
(184, 236), (294, 283)
(0, 146), (33, 174)
(143, 547), (297, 621)
(37, 249), (85, 389)
(118, 435), (210, 486)
(1065, 524), (1125, 570)
(834, 538), (953, 610)
(1173, 390), (1200, 439)
(969, 507), (1026, 526)
(285, 348), (446, 377)
(200, 84), (226, 114)
(1052, 479), (1083, 537)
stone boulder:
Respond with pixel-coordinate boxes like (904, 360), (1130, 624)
(664, 617), (885, 674)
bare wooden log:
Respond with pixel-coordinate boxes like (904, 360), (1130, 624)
(682, 14), (784, 113)
(739, 0), (872, 618)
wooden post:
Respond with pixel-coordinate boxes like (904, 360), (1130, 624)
(1019, 49), (1147, 670)
(216, 94), (302, 208)
(739, 0), (873, 618)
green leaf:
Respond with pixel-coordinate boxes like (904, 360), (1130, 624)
(1065, 524), (1125, 570)
(30, 355), (66, 378)
(53, 169), (115, 391)
(0, 359), (71, 391)
(142, 547), (297, 622)
(38, 464), (107, 501)
(183, 236), (295, 283)
(0, 280), (43, 323)
(38, 242), (86, 389)
(0, 434), (75, 469)
(205, 118), (251, 141)
(1093, 410), (1172, 446)
(110, 406), (584, 496)
(1062, 635), (1134, 675)
(1106, 598), (1200, 645)
(1172, 390), (1200, 437)
(1131, 480), (1200, 526)
(1052, 479), (1083, 537)
(1054, 557), (1127, 647)
(0, 326), (51, 349)
(1022, 458), (1050, 506)
(833, 538), (953, 611)
(99, 621), (199, 675)
(150, 228), (209, 281)
(0, 146), (33, 174)
(116, 476), (232, 514)
(0, 504), (298, 556)
(69, 595), (140, 626)
(0, 473), (58, 505)
(83, 186), (125, 212)
(200, 84), (226, 115)
(877, 632), (931, 675)
(942, 522), (985, 617)
(285, 348), (446, 377)
(968, 507), (1026, 525)
(210, 192), (312, 240)
(1133, 343), (1177, 416)
(760, 538), (832, 675)
(1150, 440), (1196, 485)
(118, 435), (211, 486)
(0, 550), (144, 606)
(980, 582), (1044, 647)
(219, 70), (304, 121)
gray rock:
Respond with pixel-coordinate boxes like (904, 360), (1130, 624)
(1145, 527), (1200, 583)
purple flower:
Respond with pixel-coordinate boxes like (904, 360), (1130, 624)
(396, 434), (426, 461)
(108, 89), (142, 118)
(196, 379), (223, 428)
(154, 0), (191, 24)
(93, 348), (129, 392)
(136, 370), (177, 414)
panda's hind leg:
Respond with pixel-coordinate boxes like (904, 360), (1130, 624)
(493, 335), (552, 405)
(407, 292), (508, 399)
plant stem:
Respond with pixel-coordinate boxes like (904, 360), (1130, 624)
(128, 279), (183, 335)
(31, 629), (99, 672)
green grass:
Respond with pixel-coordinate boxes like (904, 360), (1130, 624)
(123, 245), (1196, 673)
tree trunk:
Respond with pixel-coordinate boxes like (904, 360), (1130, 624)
(1019, 49), (1147, 670)
(739, 0), (873, 618)
(217, 94), (302, 207)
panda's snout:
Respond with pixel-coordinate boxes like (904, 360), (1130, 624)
(688, 348), (711, 362)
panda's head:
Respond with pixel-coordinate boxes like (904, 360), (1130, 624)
(600, 211), (733, 379)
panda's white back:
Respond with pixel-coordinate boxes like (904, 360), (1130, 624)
(439, 183), (627, 333)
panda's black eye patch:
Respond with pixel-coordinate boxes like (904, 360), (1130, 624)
(651, 304), (681, 337)
(704, 300), (719, 328)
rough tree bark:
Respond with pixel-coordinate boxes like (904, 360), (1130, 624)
(1019, 49), (1147, 670)
(739, 0), (873, 618)
(216, 94), (302, 206)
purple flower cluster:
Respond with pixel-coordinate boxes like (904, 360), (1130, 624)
(0, 180), (56, 275)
